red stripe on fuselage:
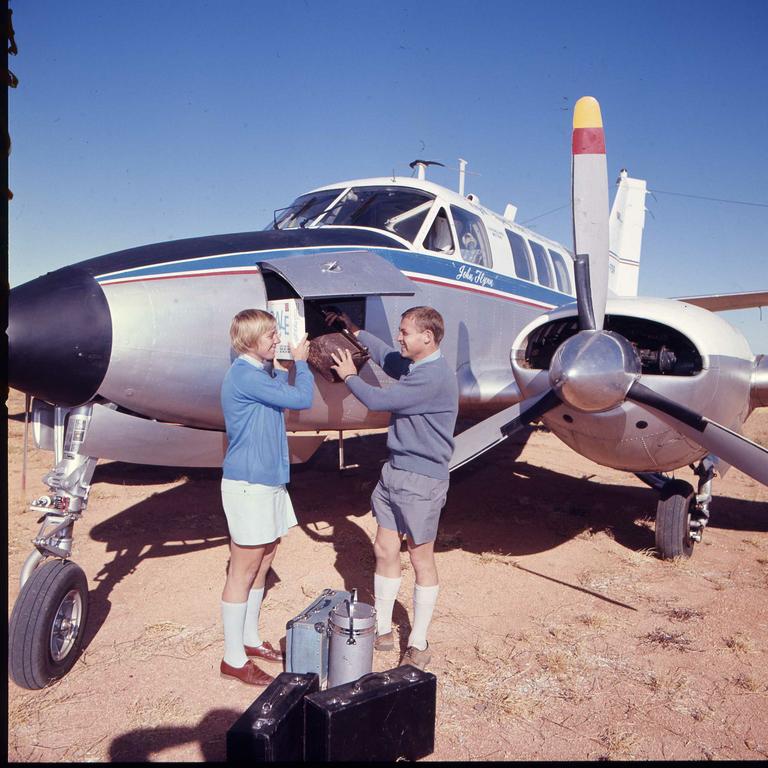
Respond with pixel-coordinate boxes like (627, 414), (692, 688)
(572, 127), (606, 155)
(408, 275), (554, 309)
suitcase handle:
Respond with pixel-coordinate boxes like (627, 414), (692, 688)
(352, 671), (391, 693)
(257, 676), (301, 714)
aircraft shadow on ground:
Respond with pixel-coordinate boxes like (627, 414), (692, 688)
(108, 707), (238, 762)
(82, 432), (767, 653)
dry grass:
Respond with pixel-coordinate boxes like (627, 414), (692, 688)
(730, 673), (761, 692)
(641, 628), (692, 651)
(109, 621), (220, 662)
(663, 607), (705, 623)
(126, 692), (191, 728)
(596, 725), (639, 760)
(723, 632), (754, 654)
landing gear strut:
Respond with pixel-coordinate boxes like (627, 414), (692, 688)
(9, 404), (98, 690)
(646, 457), (715, 560)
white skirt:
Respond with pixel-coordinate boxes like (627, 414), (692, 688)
(221, 479), (298, 546)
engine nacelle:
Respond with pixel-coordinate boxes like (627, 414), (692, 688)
(510, 297), (755, 472)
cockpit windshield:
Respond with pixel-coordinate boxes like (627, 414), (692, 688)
(269, 185), (435, 244)
(269, 189), (343, 230)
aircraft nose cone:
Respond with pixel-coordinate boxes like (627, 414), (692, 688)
(8, 268), (113, 406)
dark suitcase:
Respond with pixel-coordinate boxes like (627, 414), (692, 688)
(304, 665), (436, 762)
(285, 588), (351, 687)
(226, 671), (319, 762)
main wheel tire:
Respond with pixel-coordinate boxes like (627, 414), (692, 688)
(8, 559), (89, 689)
(655, 479), (696, 560)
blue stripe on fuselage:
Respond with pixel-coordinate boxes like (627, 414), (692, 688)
(96, 245), (573, 308)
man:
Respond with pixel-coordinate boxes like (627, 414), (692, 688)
(329, 306), (458, 670)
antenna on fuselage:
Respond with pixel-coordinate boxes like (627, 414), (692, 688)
(459, 158), (467, 196)
(409, 159), (444, 181)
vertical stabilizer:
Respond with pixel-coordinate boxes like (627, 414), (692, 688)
(608, 170), (647, 296)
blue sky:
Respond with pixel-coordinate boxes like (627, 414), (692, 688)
(8, 0), (768, 350)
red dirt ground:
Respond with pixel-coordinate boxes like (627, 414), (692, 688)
(7, 388), (768, 761)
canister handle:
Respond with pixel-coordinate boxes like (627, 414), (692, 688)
(352, 671), (391, 693)
(341, 599), (356, 645)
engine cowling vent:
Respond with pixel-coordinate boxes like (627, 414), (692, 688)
(523, 316), (703, 376)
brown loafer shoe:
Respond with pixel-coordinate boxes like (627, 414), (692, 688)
(244, 640), (284, 663)
(400, 643), (431, 671)
(374, 631), (395, 651)
(220, 659), (274, 686)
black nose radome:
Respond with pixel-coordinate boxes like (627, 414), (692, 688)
(8, 268), (113, 406)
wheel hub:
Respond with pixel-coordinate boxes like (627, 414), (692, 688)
(50, 588), (83, 662)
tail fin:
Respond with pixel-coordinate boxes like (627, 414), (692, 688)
(608, 170), (647, 296)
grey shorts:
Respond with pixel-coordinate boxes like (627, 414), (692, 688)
(370, 462), (449, 545)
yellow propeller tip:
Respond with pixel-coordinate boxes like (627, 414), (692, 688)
(573, 96), (603, 129)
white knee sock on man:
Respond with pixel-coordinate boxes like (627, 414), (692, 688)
(408, 583), (439, 651)
(221, 600), (249, 667)
(243, 587), (264, 647)
(374, 573), (402, 635)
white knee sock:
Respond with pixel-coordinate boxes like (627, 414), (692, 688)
(407, 583), (439, 651)
(374, 573), (402, 635)
(243, 587), (264, 647)
(221, 600), (249, 667)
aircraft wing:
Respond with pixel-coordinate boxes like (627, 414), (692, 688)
(673, 290), (768, 312)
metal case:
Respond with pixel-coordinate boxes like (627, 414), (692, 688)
(285, 588), (351, 687)
(226, 671), (319, 762)
(304, 665), (436, 762)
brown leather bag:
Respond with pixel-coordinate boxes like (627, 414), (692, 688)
(308, 329), (370, 383)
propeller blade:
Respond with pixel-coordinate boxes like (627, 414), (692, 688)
(628, 381), (768, 486)
(450, 389), (561, 472)
(572, 96), (610, 331)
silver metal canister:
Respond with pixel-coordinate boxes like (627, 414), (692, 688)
(327, 596), (376, 689)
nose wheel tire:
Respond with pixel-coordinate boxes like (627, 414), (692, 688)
(655, 479), (696, 560)
(8, 559), (90, 690)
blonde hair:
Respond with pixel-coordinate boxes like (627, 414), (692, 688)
(230, 309), (277, 355)
(402, 306), (445, 345)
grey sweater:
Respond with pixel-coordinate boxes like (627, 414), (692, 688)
(347, 330), (459, 480)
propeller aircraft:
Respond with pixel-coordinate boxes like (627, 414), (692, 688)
(8, 96), (768, 690)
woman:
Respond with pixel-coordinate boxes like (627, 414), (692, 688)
(219, 308), (313, 685)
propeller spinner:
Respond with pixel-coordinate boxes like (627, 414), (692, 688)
(450, 97), (768, 486)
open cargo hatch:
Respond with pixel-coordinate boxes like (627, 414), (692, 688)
(259, 249), (416, 299)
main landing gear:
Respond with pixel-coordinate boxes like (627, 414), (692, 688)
(637, 456), (715, 560)
(9, 404), (98, 690)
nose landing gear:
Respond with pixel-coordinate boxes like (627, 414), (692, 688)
(8, 403), (97, 690)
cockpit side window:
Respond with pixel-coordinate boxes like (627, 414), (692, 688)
(548, 249), (573, 294)
(505, 230), (533, 281)
(450, 206), (492, 267)
(422, 207), (455, 254)
(528, 240), (554, 289)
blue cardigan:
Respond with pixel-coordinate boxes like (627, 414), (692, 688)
(221, 356), (314, 485)
(346, 331), (458, 480)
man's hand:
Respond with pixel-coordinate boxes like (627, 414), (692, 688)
(330, 347), (358, 381)
(290, 333), (310, 362)
(323, 309), (360, 336)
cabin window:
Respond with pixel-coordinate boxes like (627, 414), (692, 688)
(422, 207), (455, 254)
(450, 206), (492, 267)
(528, 240), (554, 289)
(319, 186), (434, 242)
(269, 189), (344, 230)
(548, 249), (572, 294)
(505, 230), (533, 281)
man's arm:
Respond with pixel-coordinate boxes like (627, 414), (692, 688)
(345, 367), (433, 414)
(324, 310), (407, 378)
